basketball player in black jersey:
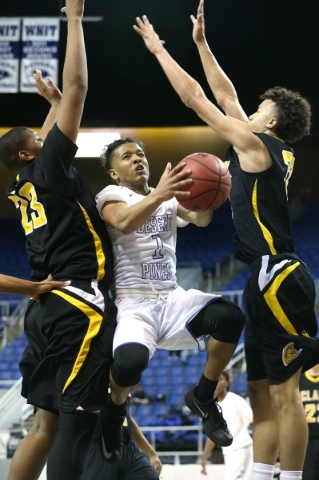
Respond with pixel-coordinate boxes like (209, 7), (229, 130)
(299, 364), (319, 480)
(134, 1), (318, 479)
(81, 392), (162, 480)
(0, 1), (117, 479)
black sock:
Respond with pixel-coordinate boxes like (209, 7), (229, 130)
(108, 398), (127, 417)
(196, 374), (218, 403)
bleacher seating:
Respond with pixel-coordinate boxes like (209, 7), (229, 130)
(0, 216), (30, 303)
(176, 201), (235, 271)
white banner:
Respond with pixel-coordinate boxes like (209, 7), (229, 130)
(20, 18), (59, 93)
(0, 18), (20, 93)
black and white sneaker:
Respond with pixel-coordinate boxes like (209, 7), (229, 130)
(184, 388), (233, 446)
(98, 408), (124, 463)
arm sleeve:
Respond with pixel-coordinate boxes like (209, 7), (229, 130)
(95, 185), (128, 214)
(37, 123), (78, 177)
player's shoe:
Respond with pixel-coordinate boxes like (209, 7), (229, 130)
(184, 387), (233, 446)
(98, 407), (125, 463)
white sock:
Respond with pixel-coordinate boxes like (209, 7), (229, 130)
(280, 472), (302, 480)
(253, 463), (275, 480)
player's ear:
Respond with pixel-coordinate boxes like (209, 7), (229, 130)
(266, 117), (277, 130)
(109, 168), (119, 182)
(18, 150), (35, 162)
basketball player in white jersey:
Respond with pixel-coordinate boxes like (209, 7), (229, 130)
(95, 137), (245, 463)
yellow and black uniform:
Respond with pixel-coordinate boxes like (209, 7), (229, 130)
(226, 133), (319, 384)
(300, 372), (319, 480)
(8, 124), (117, 413)
(82, 398), (160, 480)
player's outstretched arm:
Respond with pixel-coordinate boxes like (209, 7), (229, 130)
(191, 0), (247, 121)
(56, 0), (87, 143)
(130, 416), (162, 474)
(0, 274), (70, 300)
(133, 15), (255, 152)
(34, 69), (62, 142)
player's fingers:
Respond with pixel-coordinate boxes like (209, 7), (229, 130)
(175, 190), (191, 199)
(132, 25), (141, 34)
(175, 178), (193, 189)
(142, 15), (151, 27)
(190, 15), (196, 24)
(135, 16), (145, 29)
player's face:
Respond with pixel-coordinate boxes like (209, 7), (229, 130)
(247, 99), (277, 133)
(110, 142), (150, 189)
(215, 374), (229, 396)
(23, 129), (43, 158)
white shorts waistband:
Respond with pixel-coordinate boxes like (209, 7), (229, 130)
(115, 288), (175, 299)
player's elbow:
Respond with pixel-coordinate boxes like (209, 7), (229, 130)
(117, 222), (135, 235)
(64, 73), (88, 94)
(180, 85), (204, 110)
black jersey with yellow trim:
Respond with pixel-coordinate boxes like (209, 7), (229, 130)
(7, 124), (113, 289)
(225, 133), (295, 265)
(300, 372), (319, 437)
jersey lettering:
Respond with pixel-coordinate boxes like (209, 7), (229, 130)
(9, 182), (47, 235)
(141, 262), (172, 280)
(137, 214), (172, 234)
(304, 403), (319, 423)
(282, 150), (295, 196)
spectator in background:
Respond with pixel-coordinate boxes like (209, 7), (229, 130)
(299, 363), (319, 480)
(131, 384), (150, 405)
(200, 371), (253, 479)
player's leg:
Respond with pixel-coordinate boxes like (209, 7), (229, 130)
(101, 298), (156, 463)
(33, 285), (116, 474)
(185, 298), (245, 446)
(269, 369), (307, 473)
(244, 322), (279, 479)
(246, 255), (319, 479)
(47, 411), (98, 480)
(99, 342), (149, 463)
(122, 441), (160, 480)
(248, 380), (278, 479)
(8, 408), (58, 480)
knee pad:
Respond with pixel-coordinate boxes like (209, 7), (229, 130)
(111, 343), (149, 388)
(189, 298), (245, 344)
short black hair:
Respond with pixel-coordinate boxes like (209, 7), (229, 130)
(260, 86), (311, 143)
(0, 126), (31, 171)
(100, 137), (144, 174)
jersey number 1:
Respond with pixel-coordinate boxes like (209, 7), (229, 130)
(9, 182), (48, 235)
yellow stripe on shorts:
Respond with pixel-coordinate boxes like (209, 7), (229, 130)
(263, 262), (300, 335)
(51, 289), (103, 393)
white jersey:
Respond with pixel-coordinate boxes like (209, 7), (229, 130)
(96, 185), (188, 293)
(219, 392), (253, 455)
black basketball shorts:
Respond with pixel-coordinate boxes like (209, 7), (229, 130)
(20, 280), (117, 413)
(244, 253), (319, 384)
(82, 439), (160, 480)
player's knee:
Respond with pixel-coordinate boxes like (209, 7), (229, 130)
(111, 343), (149, 387)
(210, 301), (245, 343)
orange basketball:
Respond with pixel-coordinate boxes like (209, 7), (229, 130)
(178, 152), (231, 212)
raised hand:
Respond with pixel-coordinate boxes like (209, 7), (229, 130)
(133, 15), (165, 55)
(153, 161), (193, 202)
(34, 69), (62, 105)
(61, 0), (84, 19)
(191, 0), (206, 45)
